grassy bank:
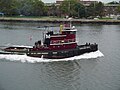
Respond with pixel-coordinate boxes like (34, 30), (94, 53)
(0, 16), (63, 20)
(0, 16), (120, 24)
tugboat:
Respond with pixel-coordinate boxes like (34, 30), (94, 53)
(27, 21), (98, 59)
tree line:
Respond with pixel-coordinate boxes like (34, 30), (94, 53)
(0, 0), (120, 18)
(0, 0), (45, 16)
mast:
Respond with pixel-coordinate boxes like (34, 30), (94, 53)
(68, 18), (72, 28)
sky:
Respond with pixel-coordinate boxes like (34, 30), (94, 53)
(42, 0), (120, 3)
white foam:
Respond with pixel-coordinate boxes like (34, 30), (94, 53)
(0, 50), (104, 63)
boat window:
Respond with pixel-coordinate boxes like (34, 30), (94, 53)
(64, 31), (70, 34)
(65, 28), (70, 30)
(69, 39), (72, 42)
(70, 31), (76, 34)
(64, 40), (68, 43)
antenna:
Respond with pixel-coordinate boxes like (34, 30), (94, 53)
(68, 18), (72, 28)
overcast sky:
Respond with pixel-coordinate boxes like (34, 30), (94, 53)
(42, 0), (120, 3)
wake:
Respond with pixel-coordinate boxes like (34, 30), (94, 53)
(0, 50), (104, 63)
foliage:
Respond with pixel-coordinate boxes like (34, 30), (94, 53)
(117, 5), (120, 14)
(0, 0), (45, 16)
(74, 3), (85, 18)
(48, 4), (58, 16)
(86, 2), (104, 18)
(19, 0), (33, 16)
(86, 3), (96, 17)
(19, 0), (44, 16)
(95, 2), (104, 18)
(0, 0), (20, 15)
(108, 1), (119, 4)
(59, 0), (78, 17)
(0, 0), (118, 18)
(32, 0), (44, 16)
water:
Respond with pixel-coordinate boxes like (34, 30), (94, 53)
(0, 22), (120, 90)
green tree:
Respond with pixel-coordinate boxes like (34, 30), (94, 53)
(50, 4), (57, 16)
(95, 2), (104, 18)
(87, 2), (104, 18)
(87, 3), (96, 17)
(0, 0), (19, 16)
(59, 0), (70, 16)
(19, 0), (45, 16)
(32, 0), (44, 16)
(59, 0), (78, 17)
(74, 3), (85, 18)
(108, 1), (119, 4)
(19, 0), (34, 16)
(43, 6), (49, 16)
(117, 5), (120, 14)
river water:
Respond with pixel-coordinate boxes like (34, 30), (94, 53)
(0, 22), (120, 90)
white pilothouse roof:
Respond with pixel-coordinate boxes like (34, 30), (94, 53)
(62, 28), (77, 32)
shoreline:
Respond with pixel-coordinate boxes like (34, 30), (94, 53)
(0, 17), (120, 24)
